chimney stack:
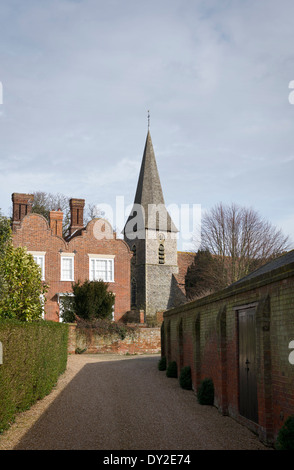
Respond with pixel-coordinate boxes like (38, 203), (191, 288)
(11, 193), (34, 231)
(49, 209), (63, 238)
(69, 198), (85, 235)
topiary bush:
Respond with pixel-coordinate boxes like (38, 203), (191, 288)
(179, 366), (192, 390)
(197, 378), (214, 405)
(158, 356), (167, 371)
(166, 360), (178, 378)
(275, 415), (294, 450)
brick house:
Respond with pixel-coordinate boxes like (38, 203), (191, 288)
(11, 193), (132, 322)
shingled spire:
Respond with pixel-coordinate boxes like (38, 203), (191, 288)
(124, 130), (177, 236)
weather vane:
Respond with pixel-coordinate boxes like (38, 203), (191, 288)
(148, 110), (150, 129)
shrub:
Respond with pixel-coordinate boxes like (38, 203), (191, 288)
(75, 317), (136, 340)
(275, 415), (294, 450)
(158, 356), (167, 371)
(63, 280), (115, 321)
(179, 366), (192, 390)
(166, 360), (178, 378)
(75, 347), (87, 354)
(197, 378), (214, 405)
(0, 245), (48, 321)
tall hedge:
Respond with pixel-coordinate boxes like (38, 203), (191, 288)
(0, 319), (68, 433)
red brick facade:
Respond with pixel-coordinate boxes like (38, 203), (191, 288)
(11, 193), (132, 322)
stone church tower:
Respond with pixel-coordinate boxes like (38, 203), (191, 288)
(124, 130), (180, 317)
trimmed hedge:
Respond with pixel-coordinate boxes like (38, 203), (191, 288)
(166, 360), (178, 378)
(197, 378), (214, 405)
(0, 319), (68, 433)
(275, 415), (294, 450)
(158, 356), (167, 371)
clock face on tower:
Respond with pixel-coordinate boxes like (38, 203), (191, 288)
(158, 232), (165, 241)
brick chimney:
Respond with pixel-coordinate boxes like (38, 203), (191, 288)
(69, 198), (85, 235)
(11, 193), (34, 231)
(49, 209), (63, 238)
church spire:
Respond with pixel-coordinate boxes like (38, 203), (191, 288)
(124, 129), (178, 236)
(134, 130), (165, 207)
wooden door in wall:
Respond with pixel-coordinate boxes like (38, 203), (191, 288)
(238, 307), (258, 423)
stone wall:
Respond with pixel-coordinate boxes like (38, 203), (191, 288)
(68, 323), (161, 355)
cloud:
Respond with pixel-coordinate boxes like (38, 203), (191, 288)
(0, 0), (293, 248)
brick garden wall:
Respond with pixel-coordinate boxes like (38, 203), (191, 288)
(68, 324), (161, 355)
(162, 261), (294, 445)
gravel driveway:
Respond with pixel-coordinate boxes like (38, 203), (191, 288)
(0, 354), (270, 451)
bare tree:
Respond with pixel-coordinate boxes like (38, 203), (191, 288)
(185, 249), (226, 300)
(31, 191), (71, 236)
(32, 192), (104, 235)
(198, 202), (290, 286)
(84, 203), (105, 225)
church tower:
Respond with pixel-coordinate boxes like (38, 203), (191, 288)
(124, 129), (179, 317)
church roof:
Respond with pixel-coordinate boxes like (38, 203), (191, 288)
(124, 130), (178, 235)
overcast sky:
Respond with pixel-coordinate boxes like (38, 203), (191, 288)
(0, 0), (293, 250)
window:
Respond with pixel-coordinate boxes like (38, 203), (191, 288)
(29, 251), (45, 280)
(61, 255), (74, 281)
(89, 256), (114, 282)
(58, 293), (74, 322)
(159, 244), (165, 264)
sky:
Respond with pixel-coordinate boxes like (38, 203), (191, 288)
(0, 0), (294, 251)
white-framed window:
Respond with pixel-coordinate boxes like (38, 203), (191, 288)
(88, 254), (114, 282)
(28, 251), (46, 280)
(61, 254), (75, 281)
(58, 292), (74, 322)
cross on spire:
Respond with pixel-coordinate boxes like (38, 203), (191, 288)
(147, 110), (150, 130)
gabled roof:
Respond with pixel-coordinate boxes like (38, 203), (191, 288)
(124, 131), (178, 235)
